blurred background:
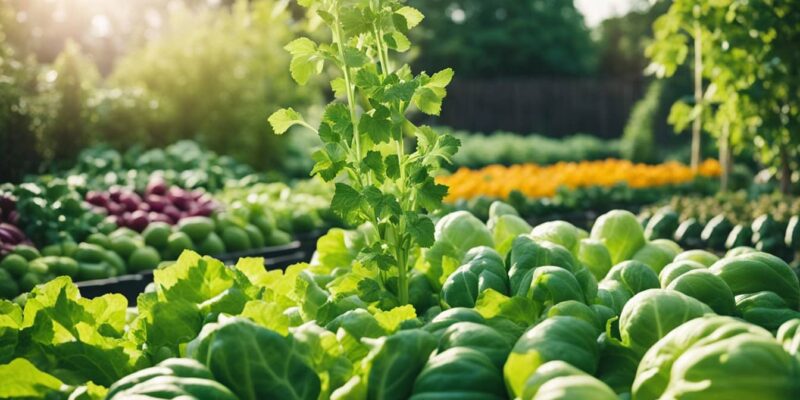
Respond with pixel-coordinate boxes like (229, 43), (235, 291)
(0, 0), (795, 187)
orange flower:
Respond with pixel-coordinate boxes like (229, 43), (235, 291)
(437, 159), (721, 202)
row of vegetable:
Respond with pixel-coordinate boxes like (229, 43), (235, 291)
(641, 192), (800, 262)
(2, 205), (799, 399)
(0, 142), (336, 296)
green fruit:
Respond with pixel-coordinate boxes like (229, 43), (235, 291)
(250, 213), (274, 238)
(27, 259), (49, 276)
(77, 262), (113, 281)
(0, 254), (28, 278)
(74, 243), (107, 263)
(197, 233), (226, 256)
(86, 233), (112, 249)
(178, 216), (215, 242)
(110, 227), (138, 239)
(97, 220), (117, 235)
(128, 246), (162, 273)
(221, 226), (251, 252)
(265, 229), (292, 246)
(143, 222), (172, 249)
(166, 232), (195, 260)
(110, 236), (141, 259)
(52, 257), (79, 278)
(12, 245), (41, 261)
(19, 272), (41, 292)
(244, 225), (265, 248)
(39, 256), (61, 273)
(103, 251), (127, 276)
(61, 240), (78, 257)
(41, 244), (62, 257)
(291, 212), (317, 233)
(0, 269), (20, 298)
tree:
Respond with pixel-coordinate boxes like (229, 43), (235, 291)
(647, 0), (800, 193)
(408, 0), (596, 78)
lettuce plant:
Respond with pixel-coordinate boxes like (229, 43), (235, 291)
(269, 0), (460, 305)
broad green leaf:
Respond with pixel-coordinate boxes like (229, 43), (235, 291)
(0, 358), (64, 398)
(269, 108), (306, 134)
(374, 305), (417, 333)
(395, 6), (424, 29)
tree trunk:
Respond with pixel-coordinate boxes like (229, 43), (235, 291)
(690, 24), (703, 174)
(780, 143), (792, 195)
(719, 121), (731, 192)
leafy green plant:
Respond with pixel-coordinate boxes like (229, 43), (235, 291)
(269, 0), (459, 305)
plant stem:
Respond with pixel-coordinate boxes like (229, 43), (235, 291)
(333, 10), (362, 173)
(691, 22), (703, 174)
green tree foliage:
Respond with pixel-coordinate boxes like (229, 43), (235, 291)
(33, 41), (100, 168)
(0, 32), (41, 181)
(408, 0), (596, 78)
(109, 0), (318, 170)
(621, 81), (660, 163)
(596, 0), (670, 77)
(648, 0), (800, 193)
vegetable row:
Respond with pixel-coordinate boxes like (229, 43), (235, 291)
(642, 199), (800, 262)
(2, 205), (799, 399)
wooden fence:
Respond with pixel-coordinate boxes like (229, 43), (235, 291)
(422, 76), (647, 139)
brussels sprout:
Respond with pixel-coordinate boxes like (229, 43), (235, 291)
(424, 211), (494, 286)
(530, 221), (583, 254)
(595, 332), (640, 394)
(546, 301), (602, 333)
(658, 260), (706, 288)
(521, 266), (585, 307)
(662, 334), (799, 400)
(644, 210), (679, 241)
(490, 214), (532, 257)
(577, 239), (613, 280)
(437, 322), (512, 370)
(603, 260), (660, 295)
(508, 236), (579, 294)
(618, 289), (712, 356)
(596, 280), (633, 314)
(590, 210), (646, 264)
(363, 329), (438, 400)
(504, 316), (599, 398)
(710, 251), (800, 309)
(631, 241), (680, 273)
(632, 315), (774, 400)
(735, 291), (800, 331)
(776, 319), (800, 356)
(410, 347), (506, 400)
(423, 307), (486, 338)
(521, 361), (617, 400)
(441, 246), (508, 308)
(673, 249), (719, 267)
(725, 246), (756, 258)
(667, 269), (736, 315)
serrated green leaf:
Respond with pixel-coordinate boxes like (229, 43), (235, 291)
(331, 77), (348, 98)
(429, 68), (454, 87)
(268, 108), (305, 134)
(343, 46), (368, 68)
(382, 80), (418, 103)
(413, 86), (444, 115)
(331, 183), (364, 224)
(405, 212), (435, 247)
(359, 106), (392, 144)
(311, 144), (348, 181)
(383, 32), (410, 52)
(361, 151), (385, 178)
(395, 6), (424, 30)
(363, 185), (401, 218)
(416, 178), (448, 212)
(385, 154), (400, 179)
(285, 38), (323, 85)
